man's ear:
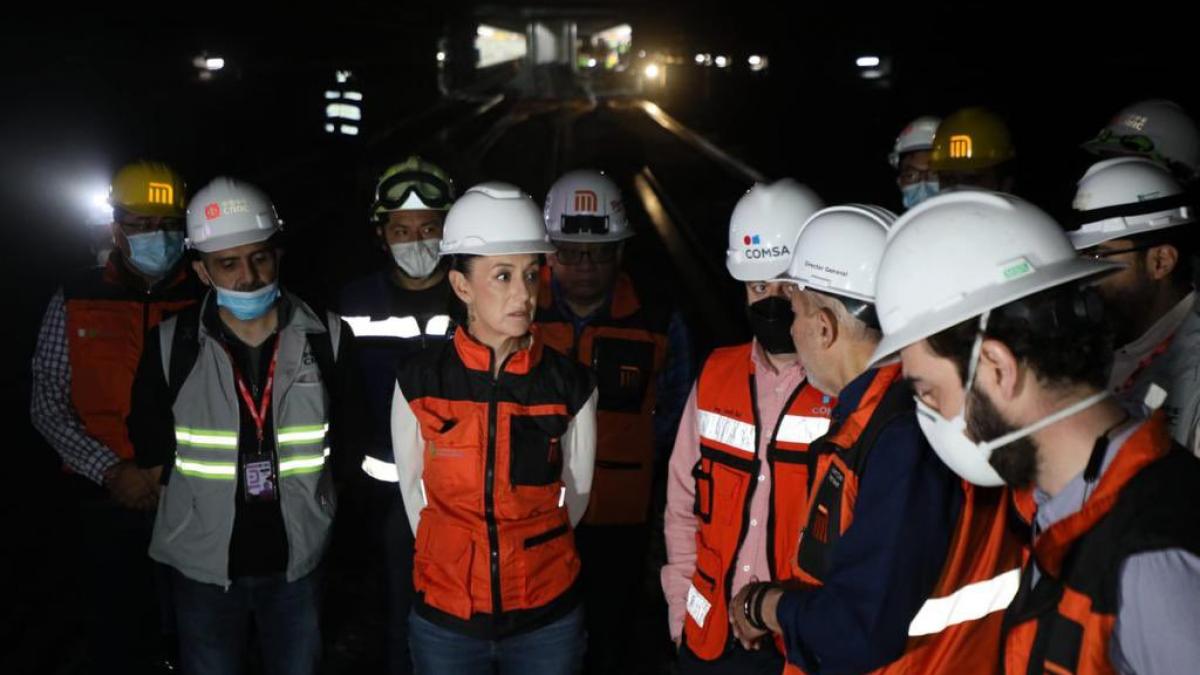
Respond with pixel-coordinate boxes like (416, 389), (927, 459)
(816, 306), (839, 351)
(448, 269), (472, 305)
(976, 337), (1021, 402)
(192, 259), (212, 287)
(1144, 244), (1180, 282)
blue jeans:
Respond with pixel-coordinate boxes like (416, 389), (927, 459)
(172, 568), (322, 675)
(409, 606), (586, 675)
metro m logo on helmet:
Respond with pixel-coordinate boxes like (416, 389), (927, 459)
(148, 182), (175, 206)
(574, 190), (598, 213)
(949, 135), (974, 159)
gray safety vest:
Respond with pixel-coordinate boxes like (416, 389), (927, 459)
(148, 292), (342, 586)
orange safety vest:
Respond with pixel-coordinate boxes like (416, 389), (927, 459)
(62, 256), (200, 461)
(536, 269), (669, 525)
(780, 364), (1027, 675)
(398, 327), (597, 638)
(1001, 413), (1200, 675)
(682, 343), (833, 661)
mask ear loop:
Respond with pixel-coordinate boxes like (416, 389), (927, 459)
(962, 310), (992, 399)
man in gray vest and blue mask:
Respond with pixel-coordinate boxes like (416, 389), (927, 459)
(128, 177), (360, 675)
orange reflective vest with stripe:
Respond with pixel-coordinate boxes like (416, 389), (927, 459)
(536, 269), (669, 525)
(62, 256), (200, 461)
(398, 327), (597, 638)
(682, 343), (833, 661)
(1001, 413), (1200, 675)
(780, 364), (1027, 675)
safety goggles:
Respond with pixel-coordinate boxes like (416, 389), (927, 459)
(555, 244), (618, 265)
(1093, 128), (1156, 154)
(560, 214), (611, 236)
(376, 171), (454, 210)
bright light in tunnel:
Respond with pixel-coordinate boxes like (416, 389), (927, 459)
(436, 51), (446, 63)
(343, 91), (363, 101)
(477, 25), (495, 38)
(714, 55), (728, 68)
(587, 58), (598, 68)
(695, 53), (706, 64)
(82, 187), (113, 226)
(336, 70), (352, 83)
(324, 90), (340, 99)
(325, 123), (335, 133)
(644, 63), (660, 78)
(339, 124), (359, 136)
(326, 103), (361, 121)
(748, 55), (762, 66)
(856, 56), (881, 68)
(205, 57), (225, 71)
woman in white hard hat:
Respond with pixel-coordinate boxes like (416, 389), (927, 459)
(390, 182), (598, 675)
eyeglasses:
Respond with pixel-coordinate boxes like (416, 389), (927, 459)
(560, 214), (610, 235)
(376, 171), (454, 210)
(1081, 242), (1160, 260)
(897, 167), (935, 184)
(1094, 128), (1156, 154)
(555, 245), (618, 265)
(116, 213), (185, 235)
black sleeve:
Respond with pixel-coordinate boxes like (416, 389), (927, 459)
(128, 326), (177, 471)
(328, 319), (368, 485)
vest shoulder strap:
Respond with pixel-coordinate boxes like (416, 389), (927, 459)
(161, 304), (203, 404)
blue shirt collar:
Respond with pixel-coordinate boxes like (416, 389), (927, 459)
(831, 367), (880, 425)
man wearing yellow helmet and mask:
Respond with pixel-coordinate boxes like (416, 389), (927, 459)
(338, 155), (457, 675)
(31, 160), (202, 673)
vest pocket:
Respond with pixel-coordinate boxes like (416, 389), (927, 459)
(510, 415), (565, 487)
(592, 337), (656, 413)
(691, 458), (714, 524)
(413, 512), (476, 620)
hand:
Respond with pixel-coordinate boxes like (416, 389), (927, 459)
(729, 584), (771, 650)
(104, 461), (156, 511)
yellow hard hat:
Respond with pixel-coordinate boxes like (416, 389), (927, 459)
(930, 107), (1016, 172)
(110, 160), (187, 218)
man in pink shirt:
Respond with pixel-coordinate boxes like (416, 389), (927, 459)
(662, 180), (831, 674)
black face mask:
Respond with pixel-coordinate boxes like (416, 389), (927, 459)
(746, 296), (796, 355)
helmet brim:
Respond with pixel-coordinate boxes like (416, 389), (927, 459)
(187, 228), (277, 254)
(869, 257), (1122, 368)
(439, 240), (557, 257)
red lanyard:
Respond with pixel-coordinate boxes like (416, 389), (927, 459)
(1118, 332), (1175, 394)
(229, 338), (281, 444)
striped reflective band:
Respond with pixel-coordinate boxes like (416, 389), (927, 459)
(175, 427), (238, 449)
(907, 568), (1021, 637)
(425, 315), (451, 336)
(344, 315), (421, 339)
(697, 410), (756, 455)
(279, 448), (331, 477)
(174, 457), (237, 479)
(776, 415), (831, 444)
(277, 424), (329, 446)
(361, 455), (399, 482)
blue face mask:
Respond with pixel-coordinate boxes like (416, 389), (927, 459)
(126, 230), (185, 277)
(901, 180), (940, 210)
(214, 282), (280, 321)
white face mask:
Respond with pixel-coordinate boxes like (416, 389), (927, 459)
(913, 311), (1110, 487)
(390, 239), (441, 279)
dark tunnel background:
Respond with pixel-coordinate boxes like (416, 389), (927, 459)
(2, 2), (1197, 672)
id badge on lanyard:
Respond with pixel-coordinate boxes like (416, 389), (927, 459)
(234, 340), (282, 504)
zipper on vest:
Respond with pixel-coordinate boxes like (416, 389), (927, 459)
(722, 374), (763, 604)
(485, 348), (514, 617)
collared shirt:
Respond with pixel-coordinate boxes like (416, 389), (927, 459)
(1110, 291), (1200, 453)
(1032, 419), (1200, 675)
(775, 367), (961, 673)
(662, 340), (806, 641)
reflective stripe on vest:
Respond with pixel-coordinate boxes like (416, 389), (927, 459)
(173, 424), (329, 479)
(908, 568), (1021, 636)
(362, 455), (400, 482)
(697, 410), (757, 455)
(345, 314), (452, 339)
(776, 414), (832, 445)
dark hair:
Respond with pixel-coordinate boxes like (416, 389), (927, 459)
(925, 283), (1113, 391)
(446, 254), (477, 326)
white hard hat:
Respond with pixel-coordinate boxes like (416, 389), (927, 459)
(439, 182), (556, 257)
(727, 178), (824, 281)
(782, 204), (897, 303)
(1068, 157), (1194, 250)
(889, 116), (942, 169)
(543, 169), (632, 243)
(870, 191), (1122, 366)
(1083, 99), (1200, 181)
(186, 177), (281, 253)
